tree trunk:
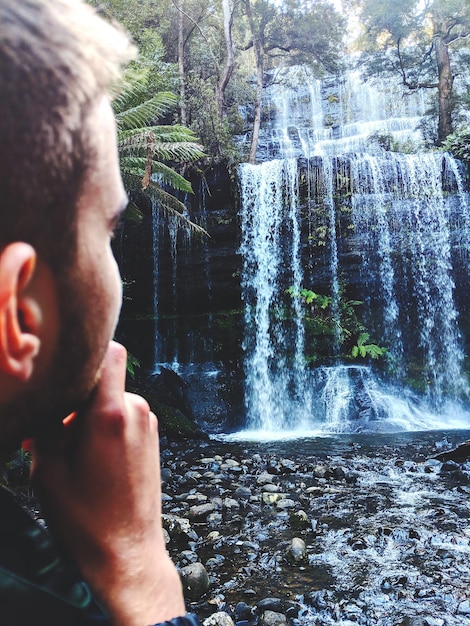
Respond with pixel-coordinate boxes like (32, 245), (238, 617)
(435, 35), (453, 145)
(216, 0), (235, 122)
(177, 6), (187, 126)
(245, 0), (264, 164)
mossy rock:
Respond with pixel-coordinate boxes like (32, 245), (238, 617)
(149, 399), (207, 441)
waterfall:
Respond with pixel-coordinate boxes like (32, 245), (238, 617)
(237, 67), (470, 436)
(349, 152), (468, 402)
(240, 159), (308, 430)
(151, 199), (161, 364)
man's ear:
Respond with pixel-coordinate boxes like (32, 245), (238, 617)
(0, 243), (42, 381)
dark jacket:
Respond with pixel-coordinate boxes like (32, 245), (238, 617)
(0, 487), (109, 625)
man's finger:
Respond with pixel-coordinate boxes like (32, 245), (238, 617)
(92, 341), (128, 406)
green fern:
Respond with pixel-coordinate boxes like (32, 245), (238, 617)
(351, 333), (387, 360)
(113, 67), (206, 235)
(115, 93), (178, 131)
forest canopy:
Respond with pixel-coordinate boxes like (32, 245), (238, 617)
(90, 0), (470, 160)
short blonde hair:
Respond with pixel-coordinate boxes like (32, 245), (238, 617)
(0, 0), (134, 262)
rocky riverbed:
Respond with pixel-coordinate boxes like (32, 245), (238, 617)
(160, 430), (470, 626)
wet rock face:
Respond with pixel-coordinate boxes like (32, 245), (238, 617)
(160, 434), (470, 626)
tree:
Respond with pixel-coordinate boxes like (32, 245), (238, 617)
(216, 0), (236, 122)
(353, 0), (470, 144)
(243, 0), (345, 162)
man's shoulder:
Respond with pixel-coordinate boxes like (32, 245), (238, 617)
(0, 487), (108, 625)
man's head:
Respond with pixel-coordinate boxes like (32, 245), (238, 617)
(0, 0), (131, 262)
(0, 0), (134, 448)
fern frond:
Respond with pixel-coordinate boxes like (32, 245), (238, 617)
(152, 142), (206, 163)
(119, 125), (202, 144)
(116, 93), (177, 131)
(146, 182), (208, 237)
(113, 68), (150, 114)
(113, 65), (207, 238)
(120, 157), (194, 193)
(152, 162), (194, 193)
(119, 132), (204, 163)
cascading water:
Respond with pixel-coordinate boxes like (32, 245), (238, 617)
(240, 158), (313, 430)
(237, 67), (470, 437)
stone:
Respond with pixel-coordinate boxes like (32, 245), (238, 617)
(280, 459), (297, 473)
(258, 598), (284, 612)
(161, 467), (173, 482)
(276, 498), (296, 510)
(257, 472), (275, 485)
(398, 618), (425, 626)
(179, 549), (198, 565)
(259, 610), (287, 626)
(285, 537), (307, 563)
(235, 601), (253, 621)
(312, 465), (327, 478)
(223, 497), (240, 510)
(440, 460), (460, 472)
(183, 470), (202, 484)
(433, 440), (470, 463)
(205, 556), (224, 569)
(207, 512), (223, 526)
(458, 600), (470, 615)
(222, 458), (240, 468)
(188, 503), (216, 520)
(179, 562), (211, 600)
(262, 492), (285, 505)
(262, 483), (281, 493)
(162, 514), (195, 540)
(332, 466), (346, 479)
(267, 461), (281, 475)
(289, 510), (310, 530)
(305, 590), (333, 610)
(186, 493), (208, 503)
(200, 457), (217, 465)
(203, 611), (235, 626)
(234, 486), (252, 498)
(205, 531), (221, 544)
(211, 497), (224, 510)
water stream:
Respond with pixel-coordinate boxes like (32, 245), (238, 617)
(237, 67), (470, 437)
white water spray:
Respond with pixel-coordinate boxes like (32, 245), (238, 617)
(237, 67), (470, 436)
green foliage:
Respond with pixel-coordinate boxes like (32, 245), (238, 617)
(89, 0), (347, 160)
(351, 333), (387, 359)
(286, 286), (331, 308)
(126, 351), (141, 380)
(354, 0), (470, 144)
(368, 132), (394, 151)
(114, 67), (207, 235)
(368, 131), (419, 154)
(287, 286), (387, 363)
(442, 127), (470, 164)
(185, 72), (242, 159)
(247, 0), (345, 73)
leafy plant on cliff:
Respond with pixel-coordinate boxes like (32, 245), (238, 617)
(286, 286), (387, 362)
(351, 332), (387, 360)
(114, 67), (207, 234)
(442, 127), (470, 165)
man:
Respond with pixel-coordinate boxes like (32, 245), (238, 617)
(0, 1), (198, 624)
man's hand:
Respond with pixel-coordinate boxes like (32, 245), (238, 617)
(30, 341), (186, 626)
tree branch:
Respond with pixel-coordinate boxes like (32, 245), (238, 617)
(171, 0), (220, 78)
(397, 36), (438, 90)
